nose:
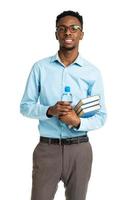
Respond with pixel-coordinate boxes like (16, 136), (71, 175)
(65, 28), (72, 35)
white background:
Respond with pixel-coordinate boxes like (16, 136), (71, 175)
(0, 0), (130, 199)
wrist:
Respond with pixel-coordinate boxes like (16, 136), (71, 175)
(46, 107), (53, 118)
(74, 118), (81, 129)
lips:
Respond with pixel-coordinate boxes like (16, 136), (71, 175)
(64, 38), (73, 44)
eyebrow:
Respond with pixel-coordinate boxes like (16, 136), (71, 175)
(57, 24), (81, 27)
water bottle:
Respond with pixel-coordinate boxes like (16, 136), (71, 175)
(61, 86), (73, 103)
(61, 86), (73, 128)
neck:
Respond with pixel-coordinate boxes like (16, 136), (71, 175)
(58, 48), (79, 67)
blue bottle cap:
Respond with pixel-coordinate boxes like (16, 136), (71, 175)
(65, 86), (70, 92)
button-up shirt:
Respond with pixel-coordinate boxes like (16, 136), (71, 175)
(20, 53), (107, 138)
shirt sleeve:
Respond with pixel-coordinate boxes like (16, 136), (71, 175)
(20, 63), (50, 121)
(73, 69), (107, 132)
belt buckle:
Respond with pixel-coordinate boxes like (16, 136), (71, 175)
(66, 138), (72, 145)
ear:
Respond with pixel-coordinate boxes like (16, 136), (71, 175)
(55, 32), (58, 40)
(80, 31), (84, 40)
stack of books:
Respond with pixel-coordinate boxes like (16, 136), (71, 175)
(74, 95), (100, 117)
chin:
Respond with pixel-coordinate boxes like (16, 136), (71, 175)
(62, 46), (75, 51)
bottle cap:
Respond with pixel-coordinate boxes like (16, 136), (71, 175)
(65, 86), (70, 92)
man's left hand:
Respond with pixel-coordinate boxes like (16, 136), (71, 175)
(58, 110), (80, 128)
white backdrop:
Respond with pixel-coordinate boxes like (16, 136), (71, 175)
(0, 0), (130, 199)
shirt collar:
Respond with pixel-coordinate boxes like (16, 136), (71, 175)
(50, 52), (85, 67)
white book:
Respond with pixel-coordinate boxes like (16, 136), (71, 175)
(78, 104), (101, 117)
(74, 95), (100, 112)
(76, 100), (100, 115)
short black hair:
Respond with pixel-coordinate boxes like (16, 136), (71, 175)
(56, 10), (83, 29)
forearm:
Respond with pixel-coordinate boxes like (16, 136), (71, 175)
(73, 111), (107, 132)
(20, 102), (50, 120)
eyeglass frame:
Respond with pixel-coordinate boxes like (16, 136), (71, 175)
(56, 24), (82, 33)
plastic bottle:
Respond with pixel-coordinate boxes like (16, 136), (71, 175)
(61, 86), (73, 103)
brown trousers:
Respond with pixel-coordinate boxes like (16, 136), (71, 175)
(31, 140), (93, 200)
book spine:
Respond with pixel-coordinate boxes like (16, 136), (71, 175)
(76, 100), (100, 114)
(78, 105), (101, 117)
(74, 96), (100, 112)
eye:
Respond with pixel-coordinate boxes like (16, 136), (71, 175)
(57, 26), (65, 32)
(71, 26), (77, 31)
(70, 25), (81, 32)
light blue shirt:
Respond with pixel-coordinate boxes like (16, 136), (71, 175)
(20, 53), (107, 138)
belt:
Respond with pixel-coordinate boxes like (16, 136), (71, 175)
(40, 135), (89, 145)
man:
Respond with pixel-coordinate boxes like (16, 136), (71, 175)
(20, 10), (107, 200)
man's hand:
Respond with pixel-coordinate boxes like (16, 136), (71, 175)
(59, 109), (81, 128)
(47, 101), (72, 117)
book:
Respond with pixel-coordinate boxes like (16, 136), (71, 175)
(74, 95), (100, 112)
(77, 104), (101, 117)
(76, 100), (100, 115)
(69, 95), (101, 128)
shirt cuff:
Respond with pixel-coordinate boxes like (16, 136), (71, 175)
(73, 118), (88, 132)
(39, 105), (51, 120)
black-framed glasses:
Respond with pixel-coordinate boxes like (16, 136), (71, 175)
(56, 24), (82, 33)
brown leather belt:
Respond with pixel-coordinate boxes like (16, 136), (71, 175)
(40, 135), (89, 145)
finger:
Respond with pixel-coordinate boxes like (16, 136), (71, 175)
(60, 108), (72, 113)
(60, 111), (68, 115)
(59, 105), (72, 110)
(58, 101), (71, 106)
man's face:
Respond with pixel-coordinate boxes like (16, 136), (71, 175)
(55, 16), (84, 50)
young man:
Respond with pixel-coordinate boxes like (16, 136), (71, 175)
(20, 10), (107, 200)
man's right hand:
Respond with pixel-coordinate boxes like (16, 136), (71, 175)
(47, 101), (72, 117)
